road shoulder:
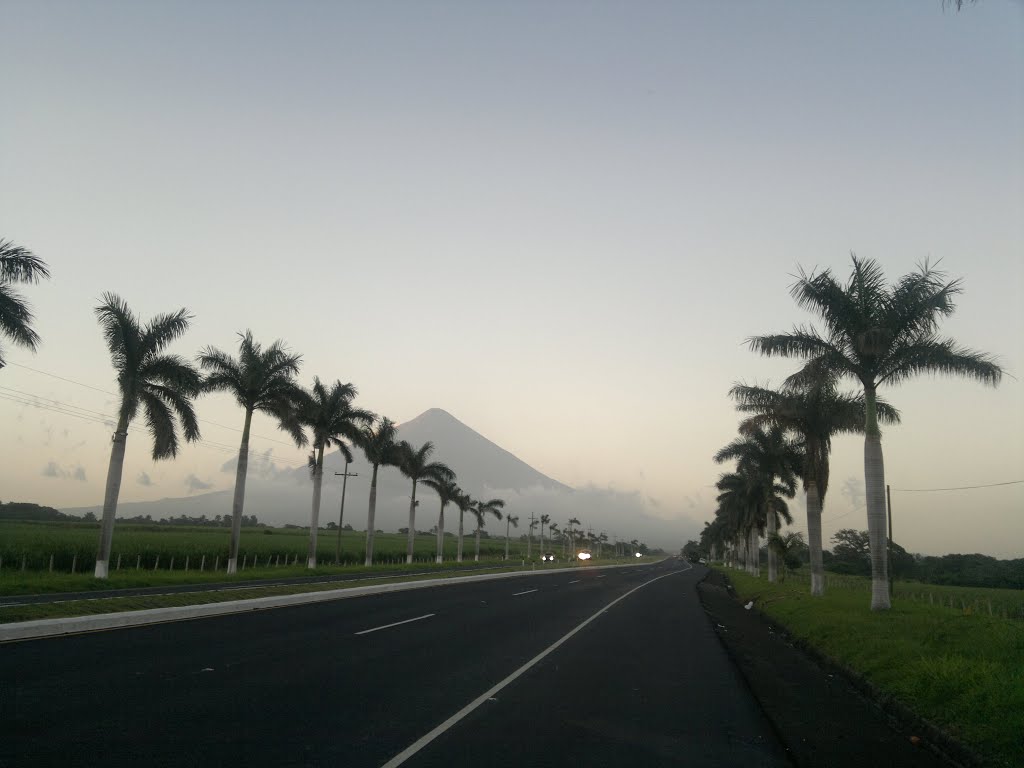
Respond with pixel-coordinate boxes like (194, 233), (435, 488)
(698, 568), (967, 768)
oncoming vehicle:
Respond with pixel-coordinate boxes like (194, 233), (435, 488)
(541, 553), (556, 562)
(577, 549), (592, 561)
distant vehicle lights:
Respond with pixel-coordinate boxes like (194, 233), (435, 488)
(577, 550), (592, 561)
(635, 552), (642, 558)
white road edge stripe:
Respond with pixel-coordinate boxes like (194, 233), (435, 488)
(354, 614), (435, 636)
(379, 563), (691, 768)
(567, 580), (580, 584)
(512, 589), (538, 596)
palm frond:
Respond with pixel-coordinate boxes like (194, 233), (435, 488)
(0, 240), (50, 283)
(879, 336), (1002, 387)
(0, 283), (42, 361)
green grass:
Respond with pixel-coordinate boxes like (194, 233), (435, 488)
(718, 566), (1024, 767)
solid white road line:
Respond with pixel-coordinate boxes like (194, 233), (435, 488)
(379, 564), (690, 768)
(354, 614), (435, 636)
(597, 575), (606, 579)
(512, 589), (538, 596)
(568, 580), (580, 584)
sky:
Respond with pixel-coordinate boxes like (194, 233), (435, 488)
(1, 0), (1022, 556)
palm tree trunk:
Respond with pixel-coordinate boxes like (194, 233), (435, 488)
(806, 480), (825, 596)
(766, 509), (778, 583)
(435, 502), (445, 564)
(406, 480), (418, 564)
(864, 385), (891, 610)
(474, 527), (481, 561)
(94, 415), (130, 579)
(457, 509), (464, 562)
(364, 464), (379, 567)
(226, 408), (253, 575)
(750, 527), (760, 576)
(307, 445), (325, 569)
(504, 519), (511, 560)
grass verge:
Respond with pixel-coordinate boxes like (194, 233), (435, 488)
(718, 567), (1024, 768)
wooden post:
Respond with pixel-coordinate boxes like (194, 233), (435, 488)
(153, 555), (160, 571)
(21, 556), (26, 572)
(200, 555), (206, 571)
(136, 555), (141, 570)
(116, 553), (122, 571)
(276, 554), (280, 567)
(242, 554), (247, 570)
(49, 554), (54, 573)
(185, 556), (189, 572)
(169, 557), (174, 571)
(214, 556), (220, 572)
(71, 554), (77, 573)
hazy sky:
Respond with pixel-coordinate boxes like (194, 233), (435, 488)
(2, 1), (1022, 556)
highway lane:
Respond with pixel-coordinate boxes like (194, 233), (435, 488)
(1, 559), (788, 767)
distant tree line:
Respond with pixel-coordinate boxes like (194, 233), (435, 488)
(0, 502), (260, 528)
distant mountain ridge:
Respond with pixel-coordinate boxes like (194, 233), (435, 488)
(64, 408), (572, 530)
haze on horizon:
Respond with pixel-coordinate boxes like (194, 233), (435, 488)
(1, 1), (1021, 557)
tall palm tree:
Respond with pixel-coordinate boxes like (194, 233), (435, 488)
(296, 378), (374, 569)
(454, 492), (474, 562)
(199, 331), (307, 574)
(714, 424), (800, 582)
(471, 498), (505, 561)
(355, 417), (403, 566)
(398, 441), (454, 564)
(540, 513), (550, 553)
(93, 294), (201, 578)
(423, 476), (460, 564)
(548, 522), (560, 557)
(0, 239), (51, 368)
(504, 513), (520, 560)
(729, 379), (900, 595)
(749, 256), (1002, 609)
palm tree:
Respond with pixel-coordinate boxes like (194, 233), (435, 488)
(297, 378), (374, 568)
(471, 498), (505, 561)
(548, 522), (560, 558)
(397, 441), (454, 564)
(504, 513), (520, 560)
(0, 239), (51, 368)
(768, 531), (806, 582)
(93, 294), (201, 578)
(729, 379), (900, 595)
(422, 476), (460, 564)
(454, 492), (474, 563)
(540, 513), (550, 554)
(749, 256), (1002, 609)
(714, 424), (801, 582)
(355, 417), (403, 566)
(198, 331), (307, 574)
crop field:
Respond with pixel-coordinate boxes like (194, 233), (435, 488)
(720, 567), (1024, 767)
(0, 520), (601, 583)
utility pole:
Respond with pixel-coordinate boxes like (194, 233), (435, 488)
(334, 462), (358, 565)
(887, 483), (893, 599)
(527, 510), (536, 560)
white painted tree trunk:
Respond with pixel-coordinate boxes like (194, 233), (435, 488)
(474, 528), (481, 561)
(94, 415), (130, 579)
(364, 464), (379, 567)
(456, 509), (464, 562)
(865, 433), (891, 610)
(307, 445), (324, 569)
(406, 480), (418, 564)
(227, 409), (253, 575)
(749, 528), (760, 576)
(435, 502), (445, 564)
(766, 509), (777, 583)
(806, 480), (825, 596)
(504, 519), (511, 560)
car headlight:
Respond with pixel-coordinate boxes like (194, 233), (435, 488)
(635, 552), (642, 558)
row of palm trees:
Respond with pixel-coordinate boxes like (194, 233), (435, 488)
(703, 256), (1002, 610)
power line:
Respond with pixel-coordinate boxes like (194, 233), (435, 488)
(892, 480), (1023, 492)
(7, 361), (303, 450)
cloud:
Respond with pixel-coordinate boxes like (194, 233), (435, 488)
(185, 474), (214, 493)
(219, 448), (296, 482)
(137, 471), (153, 487)
(41, 461), (87, 482)
(840, 476), (865, 510)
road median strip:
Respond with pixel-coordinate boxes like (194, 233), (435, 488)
(0, 559), (664, 642)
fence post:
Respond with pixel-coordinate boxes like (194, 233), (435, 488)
(153, 555), (160, 571)
(200, 555), (206, 571)
(276, 554), (280, 567)
(49, 554), (54, 573)
(215, 556), (220, 572)
(136, 555), (141, 570)
(21, 556), (26, 572)
(185, 556), (189, 572)
(116, 553), (122, 571)
(170, 557), (175, 571)
(71, 554), (77, 574)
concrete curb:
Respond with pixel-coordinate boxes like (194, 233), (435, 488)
(0, 560), (661, 643)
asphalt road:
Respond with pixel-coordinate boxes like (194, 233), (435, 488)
(1, 559), (790, 767)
